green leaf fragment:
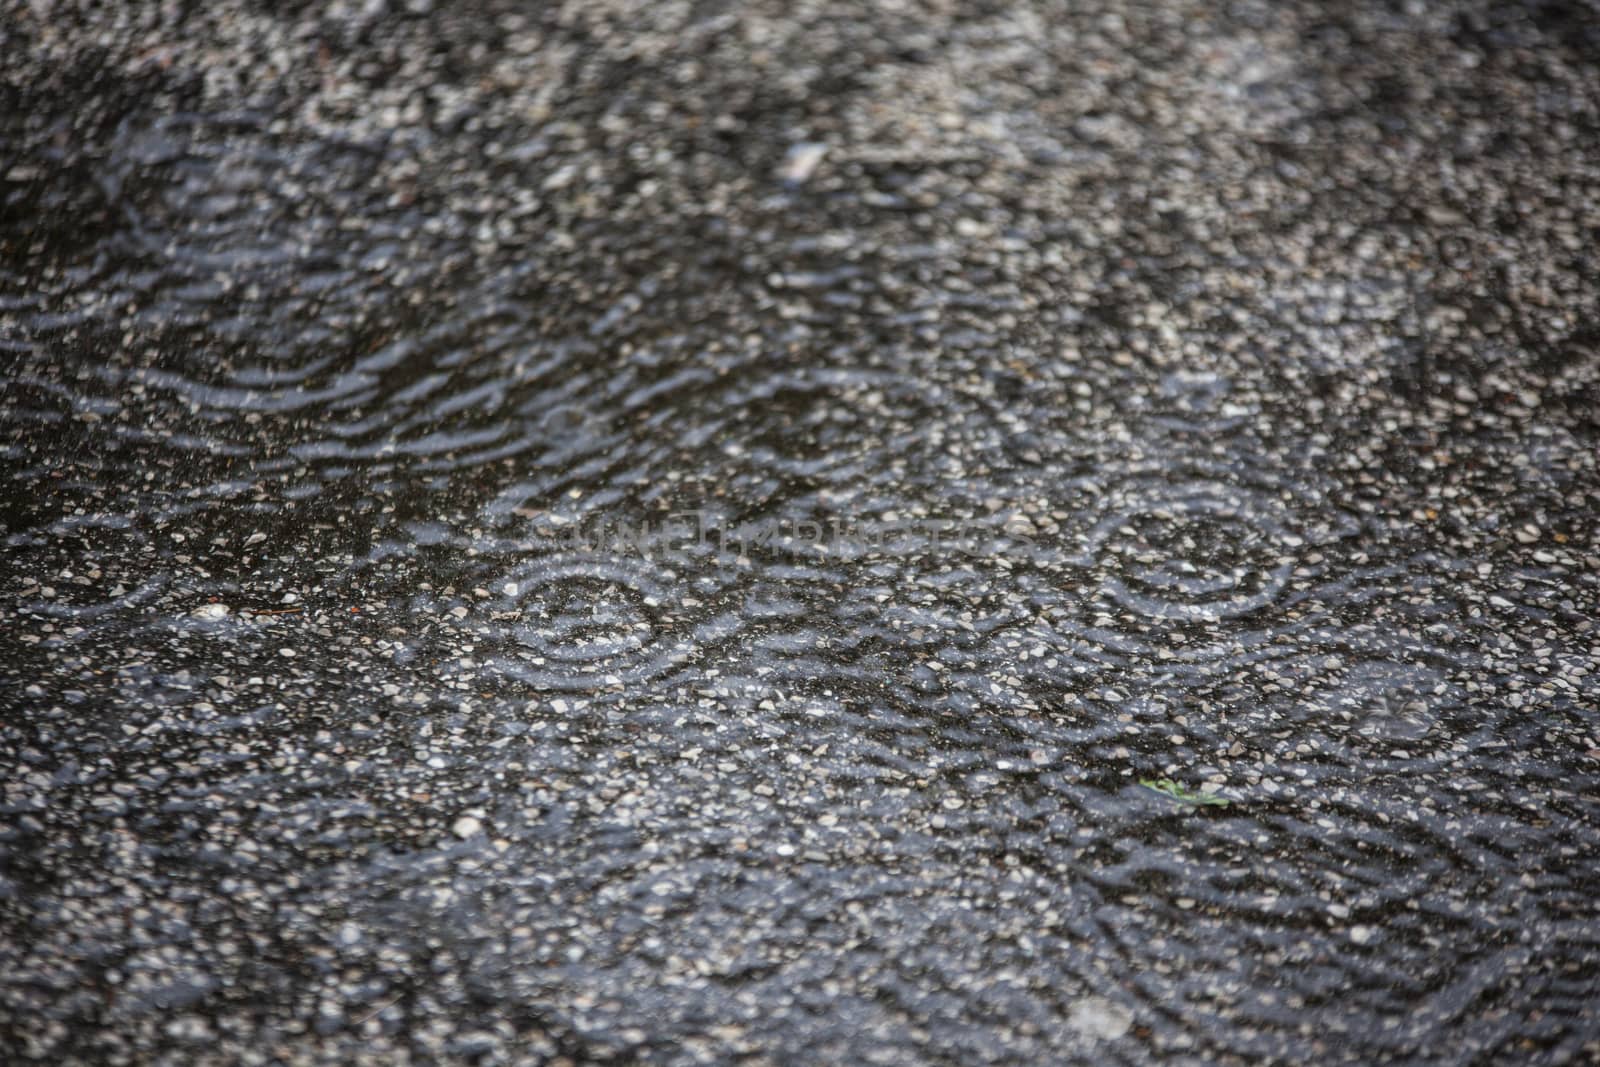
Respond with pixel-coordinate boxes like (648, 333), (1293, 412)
(1140, 778), (1230, 807)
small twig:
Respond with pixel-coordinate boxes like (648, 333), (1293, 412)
(353, 994), (404, 1027)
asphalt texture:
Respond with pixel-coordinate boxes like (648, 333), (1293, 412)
(3, 1), (1600, 1063)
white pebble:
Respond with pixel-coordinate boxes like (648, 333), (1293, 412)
(778, 142), (827, 184)
(1068, 997), (1132, 1041)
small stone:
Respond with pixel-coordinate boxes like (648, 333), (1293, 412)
(1003, 513), (1037, 537)
(1068, 997), (1132, 1041)
(778, 142), (827, 184)
(452, 816), (483, 839)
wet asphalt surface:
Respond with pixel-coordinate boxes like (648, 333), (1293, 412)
(4, 1), (1600, 1063)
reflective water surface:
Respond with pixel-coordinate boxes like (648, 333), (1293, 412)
(4, 2), (1599, 1062)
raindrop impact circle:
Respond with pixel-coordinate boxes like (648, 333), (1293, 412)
(1085, 481), (1297, 623)
(479, 555), (700, 690)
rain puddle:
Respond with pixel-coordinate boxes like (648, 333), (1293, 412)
(4, 3), (1599, 1063)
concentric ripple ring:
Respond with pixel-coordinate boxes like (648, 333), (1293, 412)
(1084, 480), (1298, 623)
(475, 554), (702, 690)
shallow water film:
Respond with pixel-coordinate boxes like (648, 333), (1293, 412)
(4, 2), (1600, 1063)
